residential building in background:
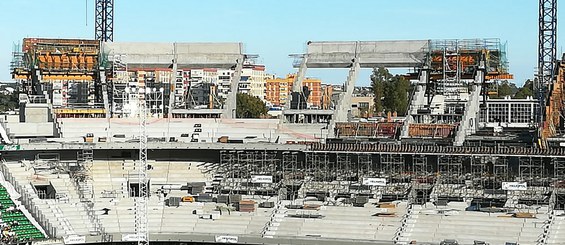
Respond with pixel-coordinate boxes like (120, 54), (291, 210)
(351, 96), (374, 118)
(239, 64), (266, 100)
(265, 74), (322, 107)
(351, 87), (375, 118)
(320, 84), (334, 110)
(185, 64), (266, 109)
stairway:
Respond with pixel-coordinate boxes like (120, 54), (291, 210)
(395, 204), (417, 244)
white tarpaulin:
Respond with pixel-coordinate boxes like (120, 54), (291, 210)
(502, 182), (527, 191)
(362, 177), (387, 186)
(251, 175), (273, 183)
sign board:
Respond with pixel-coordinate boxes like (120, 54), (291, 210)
(251, 175), (273, 183)
(52, 93), (63, 106)
(502, 182), (527, 191)
(121, 234), (145, 242)
(215, 235), (239, 243)
(362, 177), (387, 186)
(0, 145), (21, 151)
(64, 235), (86, 244)
(53, 81), (63, 90)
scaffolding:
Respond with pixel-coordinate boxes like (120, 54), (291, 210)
(217, 150), (280, 195)
(516, 157), (550, 206)
(438, 155), (464, 184)
(75, 147), (94, 201)
(410, 154), (434, 204)
(302, 152), (332, 201)
(281, 151), (300, 200)
(552, 158), (565, 210)
(379, 154), (409, 201)
(435, 155), (465, 200)
(209, 150), (562, 209)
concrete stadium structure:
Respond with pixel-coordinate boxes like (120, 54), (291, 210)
(1, 38), (565, 245)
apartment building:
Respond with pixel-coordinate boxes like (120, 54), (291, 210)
(265, 74), (322, 107)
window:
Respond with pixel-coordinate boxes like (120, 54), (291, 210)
(510, 103), (533, 123)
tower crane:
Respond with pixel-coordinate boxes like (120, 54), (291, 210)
(536, 0), (557, 147)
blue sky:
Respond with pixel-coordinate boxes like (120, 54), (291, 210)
(0, 0), (561, 86)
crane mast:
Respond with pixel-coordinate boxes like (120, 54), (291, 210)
(536, 0), (557, 144)
(95, 0), (114, 42)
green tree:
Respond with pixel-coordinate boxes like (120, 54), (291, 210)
(370, 67), (411, 116)
(370, 67), (390, 115)
(497, 80), (517, 98)
(0, 92), (18, 112)
(514, 79), (534, 99)
(236, 93), (268, 118)
(392, 76), (410, 115)
(489, 80), (517, 98)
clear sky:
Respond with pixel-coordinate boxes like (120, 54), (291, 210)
(0, 0), (562, 86)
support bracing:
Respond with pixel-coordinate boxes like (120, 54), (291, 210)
(333, 54), (360, 123)
(95, 0), (114, 42)
(223, 56), (245, 119)
(291, 55), (308, 94)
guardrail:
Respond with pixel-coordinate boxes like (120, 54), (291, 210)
(308, 143), (565, 157)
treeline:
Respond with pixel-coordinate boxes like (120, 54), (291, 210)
(490, 80), (534, 99)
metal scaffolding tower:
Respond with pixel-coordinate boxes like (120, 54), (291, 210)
(135, 87), (149, 244)
(536, 0), (557, 131)
(95, 0), (114, 42)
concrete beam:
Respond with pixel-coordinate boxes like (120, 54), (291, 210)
(102, 42), (244, 69)
(283, 109), (334, 115)
(295, 40), (430, 68)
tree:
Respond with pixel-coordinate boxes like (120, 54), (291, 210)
(514, 79), (534, 99)
(0, 92), (18, 112)
(497, 80), (517, 98)
(236, 93), (268, 118)
(370, 67), (411, 116)
(370, 67), (389, 115)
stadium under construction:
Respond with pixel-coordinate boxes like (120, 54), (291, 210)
(0, 1), (564, 245)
